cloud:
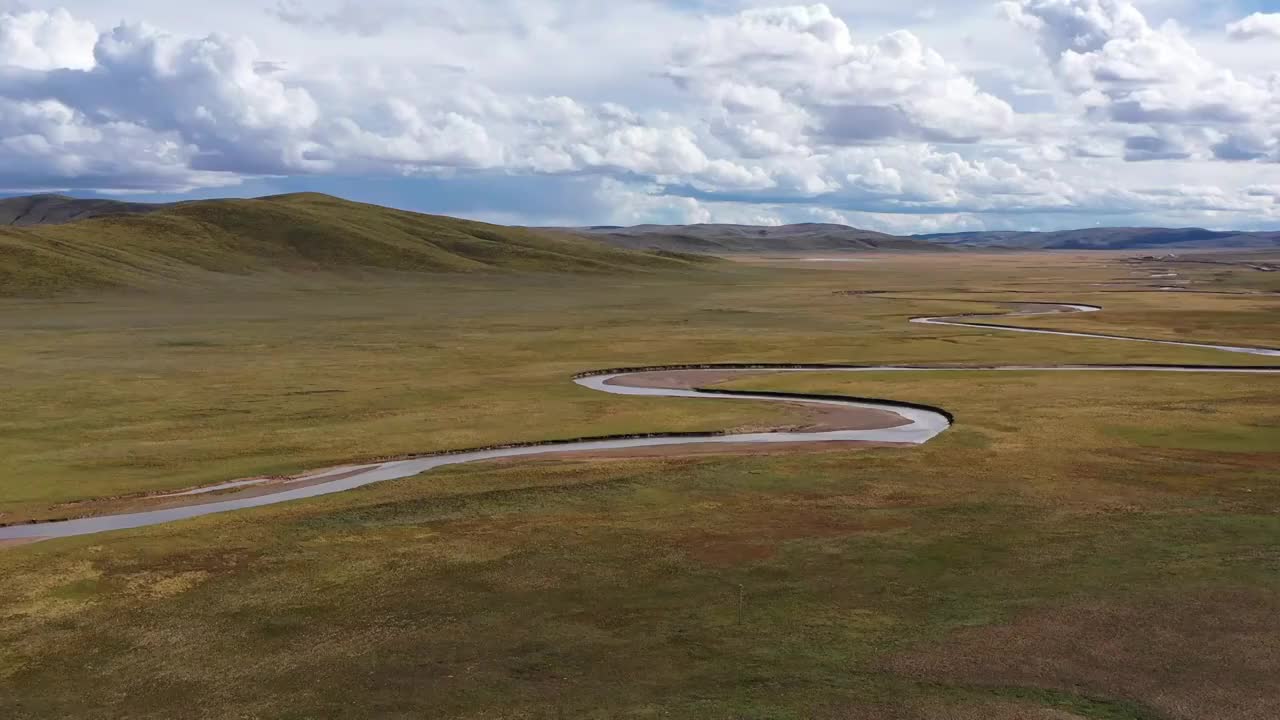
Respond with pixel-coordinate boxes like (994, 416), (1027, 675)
(0, 8), (768, 193)
(667, 5), (1014, 144)
(1124, 135), (1190, 162)
(1210, 126), (1277, 162)
(2, 21), (328, 177)
(1226, 13), (1280, 42)
(8, 5), (839, 199)
(1004, 0), (1278, 126)
(0, 8), (96, 70)
(0, 95), (237, 191)
(1000, 0), (1147, 58)
(269, 0), (526, 38)
(1001, 0), (1280, 178)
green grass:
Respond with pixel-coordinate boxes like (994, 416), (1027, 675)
(0, 252), (1278, 718)
(0, 193), (707, 296)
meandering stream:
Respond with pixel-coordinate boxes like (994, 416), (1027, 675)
(3, 301), (1277, 541)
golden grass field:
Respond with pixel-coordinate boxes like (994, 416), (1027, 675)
(1, 251), (1277, 719)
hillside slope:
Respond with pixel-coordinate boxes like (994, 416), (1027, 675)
(0, 193), (708, 296)
(557, 223), (940, 253)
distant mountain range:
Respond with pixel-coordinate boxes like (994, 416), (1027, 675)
(554, 223), (939, 253)
(914, 227), (1280, 250)
(4, 193), (1278, 252)
(562, 223), (1280, 252)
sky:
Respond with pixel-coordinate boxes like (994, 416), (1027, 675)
(0, 1), (1279, 232)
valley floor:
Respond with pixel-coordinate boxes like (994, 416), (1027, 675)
(1, 253), (1277, 719)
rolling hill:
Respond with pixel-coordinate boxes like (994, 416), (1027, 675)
(0, 193), (709, 296)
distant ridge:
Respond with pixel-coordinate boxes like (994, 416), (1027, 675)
(555, 223), (938, 253)
(0, 193), (709, 296)
(560, 221), (1280, 253)
(914, 227), (1280, 250)
(0, 194), (168, 226)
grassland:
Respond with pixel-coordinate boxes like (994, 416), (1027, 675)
(1, 252), (1277, 719)
(1121, 251), (1280, 294)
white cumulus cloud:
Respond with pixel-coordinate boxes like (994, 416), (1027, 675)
(669, 4), (1013, 143)
(0, 8), (96, 70)
(1227, 12), (1280, 41)
(1002, 0), (1280, 166)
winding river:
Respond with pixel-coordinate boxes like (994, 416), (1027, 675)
(3, 301), (1277, 541)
